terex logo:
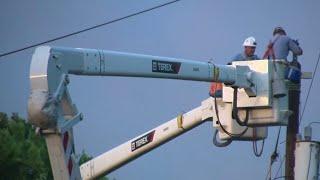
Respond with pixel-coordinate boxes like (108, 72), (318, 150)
(131, 130), (155, 152)
(158, 62), (173, 71)
(152, 60), (181, 74)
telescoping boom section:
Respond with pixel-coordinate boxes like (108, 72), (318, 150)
(30, 46), (238, 91)
(28, 46), (283, 180)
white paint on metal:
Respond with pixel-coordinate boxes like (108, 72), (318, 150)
(80, 106), (206, 179)
(294, 141), (320, 180)
(45, 134), (70, 180)
(223, 60), (271, 107)
(203, 97), (268, 141)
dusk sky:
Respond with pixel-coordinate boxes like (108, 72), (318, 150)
(1, 1), (320, 179)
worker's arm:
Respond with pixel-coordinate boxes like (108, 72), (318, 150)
(288, 38), (303, 56)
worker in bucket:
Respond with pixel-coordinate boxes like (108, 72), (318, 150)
(232, 36), (260, 62)
(262, 27), (303, 96)
(263, 27), (303, 61)
(210, 36), (260, 97)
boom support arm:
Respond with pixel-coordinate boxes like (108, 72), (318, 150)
(80, 105), (211, 179)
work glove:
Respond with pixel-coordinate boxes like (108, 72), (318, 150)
(292, 39), (299, 46)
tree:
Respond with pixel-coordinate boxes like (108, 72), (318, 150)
(0, 113), (109, 180)
(78, 151), (108, 180)
(0, 113), (53, 180)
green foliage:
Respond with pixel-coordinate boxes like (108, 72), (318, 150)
(78, 150), (93, 165)
(78, 151), (108, 180)
(0, 112), (53, 180)
(0, 113), (110, 180)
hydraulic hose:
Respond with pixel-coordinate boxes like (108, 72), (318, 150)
(231, 87), (250, 126)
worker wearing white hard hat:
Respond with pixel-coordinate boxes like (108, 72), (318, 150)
(231, 36), (260, 62)
(211, 37), (260, 97)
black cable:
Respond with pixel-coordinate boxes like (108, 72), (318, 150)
(265, 127), (281, 179)
(231, 87), (250, 126)
(213, 87), (248, 137)
(308, 121), (320, 126)
(299, 50), (320, 125)
(253, 140), (264, 157)
(252, 127), (265, 157)
(0, 0), (181, 58)
(266, 154), (286, 180)
(265, 155), (285, 180)
(274, 156), (285, 179)
(274, 127), (281, 153)
(271, 176), (289, 180)
(212, 129), (232, 147)
(266, 161), (272, 180)
(271, 127), (281, 163)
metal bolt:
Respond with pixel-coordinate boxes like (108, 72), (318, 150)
(64, 75), (70, 84)
(52, 55), (58, 59)
(56, 64), (62, 70)
(80, 113), (84, 120)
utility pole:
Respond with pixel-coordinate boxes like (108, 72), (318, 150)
(285, 61), (301, 180)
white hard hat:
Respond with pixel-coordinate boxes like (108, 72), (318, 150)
(243, 36), (257, 47)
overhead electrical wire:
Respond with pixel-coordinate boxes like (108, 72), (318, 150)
(271, 175), (288, 180)
(273, 156), (285, 179)
(4, 2), (317, 178)
(265, 155), (285, 180)
(299, 50), (320, 125)
(0, 0), (181, 58)
(265, 127), (282, 180)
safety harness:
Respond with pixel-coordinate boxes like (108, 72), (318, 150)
(263, 35), (280, 60)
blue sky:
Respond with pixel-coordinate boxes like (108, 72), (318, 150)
(1, 1), (320, 179)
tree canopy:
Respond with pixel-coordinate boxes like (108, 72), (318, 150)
(0, 113), (108, 180)
(0, 113), (52, 180)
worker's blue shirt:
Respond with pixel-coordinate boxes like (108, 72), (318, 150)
(231, 53), (260, 62)
(271, 34), (303, 60)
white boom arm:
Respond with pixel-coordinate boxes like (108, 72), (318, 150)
(29, 46), (242, 93)
(28, 46), (274, 180)
(80, 96), (270, 179)
(80, 105), (209, 179)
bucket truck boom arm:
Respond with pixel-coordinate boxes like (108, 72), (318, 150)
(28, 46), (281, 180)
(80, 105), (209, 179)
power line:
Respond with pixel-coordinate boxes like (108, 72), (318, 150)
(273, 155), (285, 179)
(272, 176), (289, 180)
(265, 155), (285, 180)
(0, 0), (181, 58)
(265, 128), (282, 180)
(299, 50), (320, 125)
